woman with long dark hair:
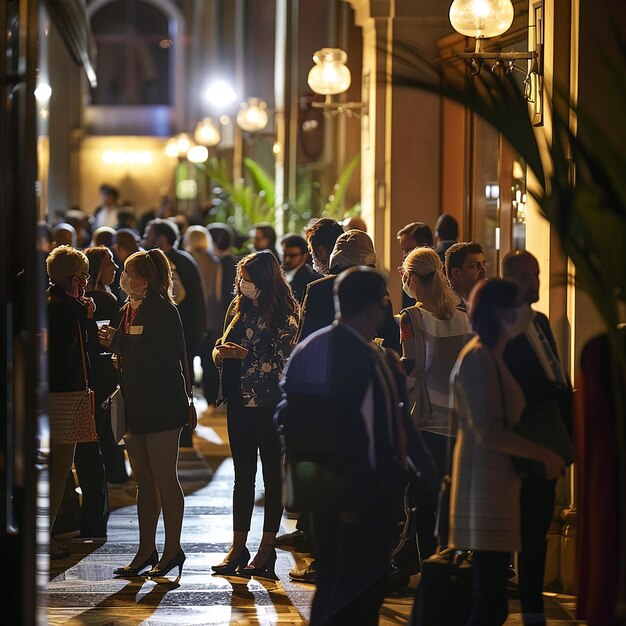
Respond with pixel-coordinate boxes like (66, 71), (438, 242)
(99, 249), (190, 579)
(212, 250), (299, 578)
(84, 246), (130, 484)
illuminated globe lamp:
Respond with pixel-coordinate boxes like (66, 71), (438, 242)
(187, 145), (209, 164)
(307, 48), (352, 96)
(449, 0), (515, 52)
(236, 98), (269, 133)
(194, 117), (221, 147)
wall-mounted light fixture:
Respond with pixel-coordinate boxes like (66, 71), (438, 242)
(194, 117), (221, 147)
(307, 48), (367, 117)
(236, 98), (269, 133)
(448, 0), (541, 92)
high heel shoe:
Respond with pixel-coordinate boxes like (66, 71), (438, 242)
(144, 549), (186, 578)
(113, 550), (158, 576)
(211, 546), (250, 575)
(239, 547), (277, 579)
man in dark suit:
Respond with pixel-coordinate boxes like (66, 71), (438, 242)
(277, 267), (408, 624)
(298, 229), (401, 354)
(280, 233), (321, 303)
(143, 218), (206, 447)
(502, 250), (572, 626)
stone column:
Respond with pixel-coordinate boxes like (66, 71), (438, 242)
(347, 0), (450, 309)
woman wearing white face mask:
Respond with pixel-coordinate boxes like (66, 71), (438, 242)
(98, 249), (190, 580)
(212, 250), (299, 578)
(447, 279), (565, 625)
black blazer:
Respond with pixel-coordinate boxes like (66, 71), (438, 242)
(503, 311), (573, 433)
(289, 263), (322, 303)
(47, 286), (95, 392)
(111, 293), (189, 435)
(297, 274), (401, 353)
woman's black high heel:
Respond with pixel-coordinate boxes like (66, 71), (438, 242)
(239, 547), (277, 579)
(211, 546), (250, 575)
(144, 549), (186, 578)
(113, 550), (158, 576)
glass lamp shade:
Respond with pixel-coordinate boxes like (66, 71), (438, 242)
(449, 0), (514, 38)
(236, 98), (269, 132)
(164, 137), (180, 158)
(307, 48), (352, 96)
(175, 133), (192, 156)
(194, 118), (221, 146)
(187, 145), (209, 163)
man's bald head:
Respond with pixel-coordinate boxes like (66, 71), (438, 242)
(501, 250), (540, 304)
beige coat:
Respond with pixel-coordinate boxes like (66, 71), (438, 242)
(448, 337), (526, 552)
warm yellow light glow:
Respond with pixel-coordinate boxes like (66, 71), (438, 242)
(187, 145), (209, 163)
(236, 98), (269, 132)
(34, 83), (52, 101)
(176, 133), (191, 156)
(307, 48), (352, 96)
(194, 118), (221, 146)
(102, 149), (154, 165)
(449, 0), (514, 39)
(165, 138), (179, 158)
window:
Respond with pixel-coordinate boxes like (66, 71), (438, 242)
(90, 0), (171, 105)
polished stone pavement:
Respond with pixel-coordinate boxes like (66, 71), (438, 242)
(44, 398), (587, 625)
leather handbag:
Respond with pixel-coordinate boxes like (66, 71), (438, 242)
(102, 385), (125, 444)
(403, 307), (433, 428)
(410, 548), (473, 626)
(48, 319), (98, 445)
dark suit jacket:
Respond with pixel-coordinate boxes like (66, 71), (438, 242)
(111, 293), (189, 434)
(47, 286), (96, 392)
(289, 263), (322, 303)
(297, 273), (401, 353)
(503, 311), (573, 434)
(166, 247), (207, 352)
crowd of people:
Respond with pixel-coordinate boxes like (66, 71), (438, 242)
(44, 183), (572, 626)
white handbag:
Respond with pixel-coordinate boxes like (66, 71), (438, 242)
(102, 385), (126, 445)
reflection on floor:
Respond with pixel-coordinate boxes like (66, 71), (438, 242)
(45, 399), (586, 625)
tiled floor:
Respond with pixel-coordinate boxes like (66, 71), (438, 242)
(44, 399), (586, 625)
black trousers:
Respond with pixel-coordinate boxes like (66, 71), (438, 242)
(519, 476), (556, 623)
(226, 400), (283, 533)
(62, 441), (109, 537)
(311, 512), (390, 626)
(467, 550), (511, 626)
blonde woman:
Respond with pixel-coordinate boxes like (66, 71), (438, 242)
(400, 246), (472, 556)
(46, 245), (97, 559)
(99, 249), (190, 579)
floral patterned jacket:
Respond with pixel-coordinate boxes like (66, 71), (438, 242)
(216, 301), (299, 407)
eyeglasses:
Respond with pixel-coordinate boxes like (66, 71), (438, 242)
(283, 252), (304, 259)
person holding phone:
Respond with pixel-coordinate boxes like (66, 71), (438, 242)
(211, 250), (299, 578)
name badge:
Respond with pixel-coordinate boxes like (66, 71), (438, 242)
(129, 325), (144, 335)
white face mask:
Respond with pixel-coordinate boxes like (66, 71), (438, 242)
(502, 304), (534, 339)
(402, 273), (413, 298)
(120, 271), (146, 301)
(240, 278), (261, 300)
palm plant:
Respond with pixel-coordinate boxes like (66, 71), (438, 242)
(391, 37), (626, 621)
